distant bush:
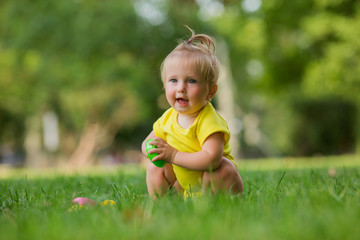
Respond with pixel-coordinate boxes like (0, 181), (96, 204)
(292, 97), (357, 156)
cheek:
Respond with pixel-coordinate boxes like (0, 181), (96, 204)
(165, 86), (175, 101)
(191, 86), (209, 100)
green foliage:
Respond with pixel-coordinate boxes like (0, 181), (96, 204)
(302, 8), (360, 100)
(211, 0), (360, 156)
(0, 0), (206, 158)
(0, 0), (359, 160)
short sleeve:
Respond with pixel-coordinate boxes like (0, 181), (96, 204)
(197, 124), (230, 146)
(153, 119), (165, 139)
(153, 107), (173, 139)
(196, 104), (230, 146)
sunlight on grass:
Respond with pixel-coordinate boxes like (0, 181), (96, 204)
(0, 163), (143, 180)
(1, 154), (359, 180)
(238, 154), (360, 171)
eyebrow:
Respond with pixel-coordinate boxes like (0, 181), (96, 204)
(167, 75), (200, 80)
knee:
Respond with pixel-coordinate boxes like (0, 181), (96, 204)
(219, 158), (243, 193)
(147, 162), (167, 178)
(214, 157), (238, 179)
(209, 157), (243, 193)
(146, 162), (175, 183)
(147, 161), (161, 174)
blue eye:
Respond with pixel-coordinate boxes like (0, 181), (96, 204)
(169, 79), (177, 83)
(189, 79), (197, 84)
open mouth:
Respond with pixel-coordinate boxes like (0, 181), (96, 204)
(176, 98), (189, 106)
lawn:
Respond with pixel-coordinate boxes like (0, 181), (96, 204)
(1, 155), (360, 240)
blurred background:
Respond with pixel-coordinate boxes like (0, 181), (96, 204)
(0, 0), (359, 168)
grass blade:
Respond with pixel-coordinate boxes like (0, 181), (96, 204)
(276, 171), (286, 191)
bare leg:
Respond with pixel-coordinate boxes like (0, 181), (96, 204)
(202, 157), (243, 194)
(146, 162), (183, 198)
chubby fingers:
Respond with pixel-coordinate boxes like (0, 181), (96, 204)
(147, 146), (163, 162)
(151, 154), (163, 162)
(147, 137), (177, 163)
(153, 137), (166, 144)
(147, 137), (164, 154)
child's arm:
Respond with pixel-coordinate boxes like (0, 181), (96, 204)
(148, 132), (224, 171)
(141, 130), (157, 156)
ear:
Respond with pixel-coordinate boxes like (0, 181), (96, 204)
(207, 84), (218, 101)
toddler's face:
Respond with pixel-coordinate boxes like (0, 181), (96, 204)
(163, 56), (210, 117)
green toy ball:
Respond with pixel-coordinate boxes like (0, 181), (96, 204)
(145, 139), (166, 168)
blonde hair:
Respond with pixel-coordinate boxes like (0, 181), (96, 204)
(160, 26), (220, 88)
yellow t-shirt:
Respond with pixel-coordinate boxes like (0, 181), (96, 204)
(153, 102), (235, 194)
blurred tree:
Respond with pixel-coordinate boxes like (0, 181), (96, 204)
(0, 0), (163, 165)
(300, 0), (360, 153)
(301, 1), (360, 101)
(211, 0), (359, 156)
(1, 0), (359, 164)
(0, 0), (213, 165)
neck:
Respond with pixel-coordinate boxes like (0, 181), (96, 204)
(176, 102), (208, 129)
(177, 112), (198, 129)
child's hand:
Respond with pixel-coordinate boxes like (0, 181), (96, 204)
(148, 137), (178, 164)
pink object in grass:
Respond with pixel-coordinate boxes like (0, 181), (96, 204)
(72, 197), (97, 206)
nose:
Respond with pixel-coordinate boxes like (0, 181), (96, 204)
(177, 81), (186, 92)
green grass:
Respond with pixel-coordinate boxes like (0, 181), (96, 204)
(1, 156), (360, 240)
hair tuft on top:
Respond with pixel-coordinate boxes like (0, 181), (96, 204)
(183, 25), (216, 54)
